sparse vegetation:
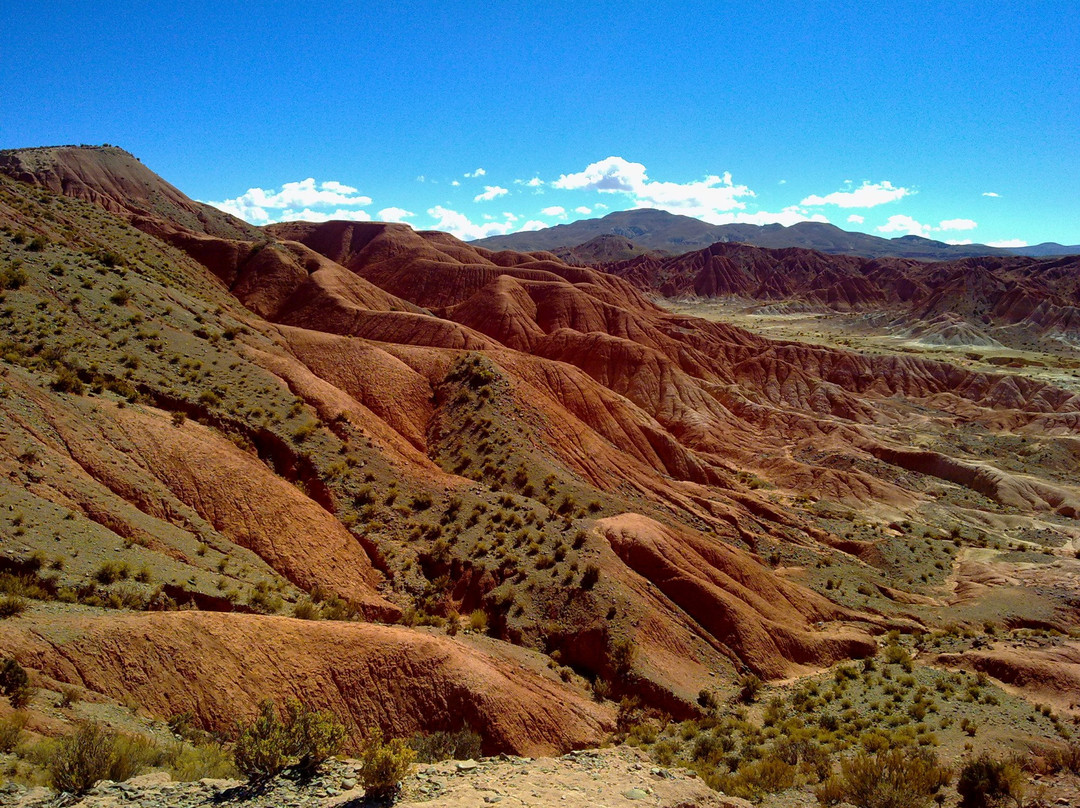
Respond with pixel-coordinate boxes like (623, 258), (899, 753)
(233, 699), (346, 781)
(358, 727), (416, 801)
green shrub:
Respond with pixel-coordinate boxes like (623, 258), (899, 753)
(292, 598), (321, 620)
(51, 366), (85, 395)
(284, 699), (346, 777)
(0, 711), (27, 752)
(169, 742), (238, 781)
(738, 674), (763, 704)
(408, 728), (483, 763)
(359, 727), (416, 800)
(0, 594), (27, 618)
(956, 754), (1025, 808)
(107, 733), (165, 781)
(234, 699), (346, 781)
(816, 748), (950, 808)
(581, 563), (600, 589)
(0, 657), (31, 707)
(48, 723), (117, 794)
(234, 700), (292, 780)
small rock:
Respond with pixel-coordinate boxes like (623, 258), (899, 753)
(456, 759), (479, 772)
(624, 787), (649, 800)
(484, 797), (503, 804)
(340, 778), (357, 790)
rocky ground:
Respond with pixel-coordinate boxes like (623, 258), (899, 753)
(0, 748), (748, 808)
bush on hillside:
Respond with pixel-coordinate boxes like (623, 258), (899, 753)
(956, 754), (1025, 808)
(359, 727), (416, 801)
(815, 747), (951, 808)
(234, 699), (347, 781)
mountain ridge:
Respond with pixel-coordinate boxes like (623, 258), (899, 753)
(473, 208), (1080, 260)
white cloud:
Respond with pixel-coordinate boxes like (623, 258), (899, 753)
(474, 185), (508, 202)
(451, 180), (460, 186)
(416, 175), (426, 183)
(378, 207), (415, 223)
(945, 239), (974, 245)
(704, 207), (830, 227)
(552, 156), (755, 222)
(982, 191), (1000, 197)
(526, 177), (544, 187)
(847, 214), (865, 224)
(427, 206), (521, 240)
(801, 181), (912, 209)
(876, 215), (932, 237)
(575, 206), (592, 215)
(464, 168), (486, 178)
(276, 208), (373, 224)
(517, 220), (548, 232)
(204, 178), (373, 225)
(939, 218), (977, 231)
(988, 239), (1028, 248)
(541, 206), (566, 217)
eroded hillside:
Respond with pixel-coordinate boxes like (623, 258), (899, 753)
(2, 147), (1079, 779)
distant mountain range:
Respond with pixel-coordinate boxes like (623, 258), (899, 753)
(473, 208), (1080, 261)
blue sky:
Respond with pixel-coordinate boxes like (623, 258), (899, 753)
(3, 1), (1077, 246)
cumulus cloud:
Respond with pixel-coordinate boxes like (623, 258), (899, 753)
(378, 207), (415, 223)
(988, 239), (1028, 248)
(427, 206), (522, 240)
(204, 178), (373, 224)
(451, 180), (460, 186)
(274, 208), (373, 224)
(876, 215), (932, 237)
(575, 206), (593, 215)
(709, 208), (830, 227)
(939, 218), (977, 231)
(552, 156), (756, 222)
(464, 168), (486, 178)
(801, 181), (912, 209)
(474, 185), (508, 202)
(847, 214), (865, 224)
(541, 206), (566, 217)
(517, 220), (548, 232)
(982, 191), (1001, 197)
(945, 239), (973, 245)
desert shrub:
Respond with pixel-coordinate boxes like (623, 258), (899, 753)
(738, 674), (763, 704)
(234, 700), (292, 780)
(610, 637), (637, 680)
(234, 699), (346, 781)
(408, 728), (483, 762)
(956, 754), (1025, 808)
(48, 723), (117, 794)
(581, 563), (600, 589)
(52, 366), (85, 395)
(0, 711), (28, 752)
(284, 699), (346, 776)
(0, 594), (27, 618)
(94, 561), (130, 585)
(816, 748), (951, 808)
(716, 754), (797, 800)
(169, 742), (238, 781)
(107, 733), (165, 781)
(359, 727), (416, 800)
(292, 598), (321, 620)
(468, 609), (488, 633)
(0, 657), (31, 707)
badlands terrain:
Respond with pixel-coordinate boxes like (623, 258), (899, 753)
(1, 146), (1080, 804)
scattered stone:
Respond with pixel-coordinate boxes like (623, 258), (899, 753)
(456, 759), (479, 772)
(624, 787), (650, 800)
